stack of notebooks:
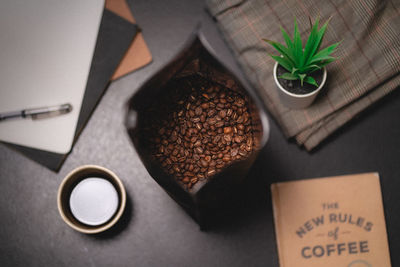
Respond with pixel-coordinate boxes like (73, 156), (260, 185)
(0, 0), (152, 171)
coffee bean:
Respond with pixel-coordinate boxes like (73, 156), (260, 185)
(208, 109), (216, 117)
(184, 171), (194, 177)
(159, 127), (166, 135)
(235, 98), (245, 107)
(231, 148), (238, 157)
(247, 137), (253, 147)
(213, 135), (221, 144)
(222, 155), (231, 162)
(208, 117), (217, 125)
(215, 121), (224, 128)
(195, 147), (203, 154)
(200, 159), (209, 167)
(223, 134), (232, 143)
(239, 150), (247, 156)
(202, 93), (210, 99)
(224, 127), (232, 134)
(194, 140), (202, 147)
(195, 107), (202, 115)
(201, 103), (209, 109)
(182, 177), (190, 184)
(234, 136), (242, 143)
(207, 168), (216, 176)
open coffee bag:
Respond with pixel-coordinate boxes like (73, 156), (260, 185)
(125, 32), (269, 229)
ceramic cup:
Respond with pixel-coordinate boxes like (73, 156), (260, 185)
(57, 165), (126, 234)
(273, 61), (327, 109)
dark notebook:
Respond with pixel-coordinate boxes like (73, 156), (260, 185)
(5, 9), (138, 171)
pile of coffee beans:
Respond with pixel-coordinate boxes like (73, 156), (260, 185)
(142, 75), (255, 190)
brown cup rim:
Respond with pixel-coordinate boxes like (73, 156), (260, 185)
(57, 165), (126, 234)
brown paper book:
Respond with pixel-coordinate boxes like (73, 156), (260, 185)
(105, 0), (152, 80)
(271, 173), (391, 267)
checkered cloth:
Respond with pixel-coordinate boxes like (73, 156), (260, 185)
(206, 0), (400, 150)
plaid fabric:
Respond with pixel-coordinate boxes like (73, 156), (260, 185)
(206, 0), (400, 150)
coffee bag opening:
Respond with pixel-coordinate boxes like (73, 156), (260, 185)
(126, 34), (268, 228)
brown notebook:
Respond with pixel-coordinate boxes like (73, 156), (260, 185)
(271, 173), (391, 267)
(105, 0), (152, 80)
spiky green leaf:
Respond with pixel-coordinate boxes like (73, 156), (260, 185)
(302, 16), (319, 66)
(317, 57), (337, 68)
(280, 26), (294, 51)
(309, 55), (336, 64)
(312, 42), (340, 61)
(269, 54), (293, 72)
(304, 76), (318, 87)
(293, 18), (303, 66)
(263, 39), (295, 64)
(304, 17), (332, 65)
(300, 64), (321, 73)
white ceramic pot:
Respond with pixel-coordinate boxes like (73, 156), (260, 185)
(273, 62), (327, 109)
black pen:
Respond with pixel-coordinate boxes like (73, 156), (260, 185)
(0, 103), (73, 122)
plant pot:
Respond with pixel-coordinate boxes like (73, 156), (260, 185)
(273, 62), (327, 109)
(125, 32), (269, 229)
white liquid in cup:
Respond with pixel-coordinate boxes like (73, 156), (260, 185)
(69, 177), (119, 226)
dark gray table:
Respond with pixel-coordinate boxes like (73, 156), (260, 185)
(1, 1), (399, 266)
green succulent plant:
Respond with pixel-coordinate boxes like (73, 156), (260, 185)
(263, 17), (340, 87)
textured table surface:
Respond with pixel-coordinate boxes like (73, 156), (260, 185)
(0, 1), (399, 266)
